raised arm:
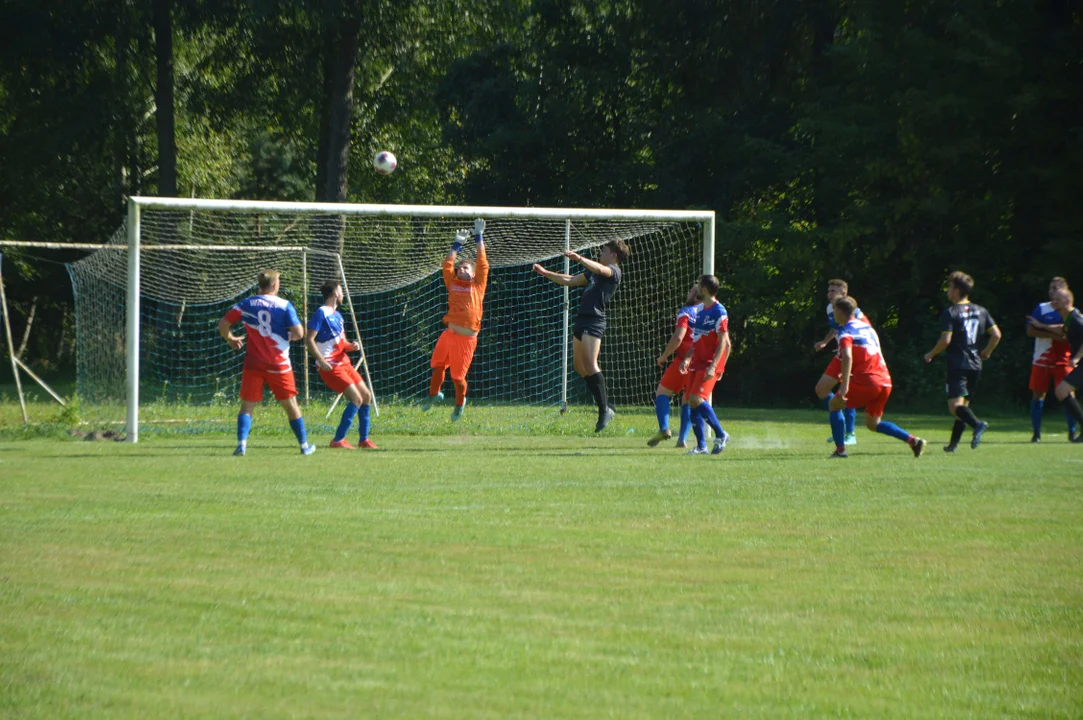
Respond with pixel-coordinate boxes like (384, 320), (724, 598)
(473, 218), (489, 287)
(563, 250), (612, 277)
(533, 264), (588, 287)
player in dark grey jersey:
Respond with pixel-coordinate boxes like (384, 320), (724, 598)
(924, 271), (1002, 451)
(1051, 288), (1083, 442)
(533, 239), (629, 432)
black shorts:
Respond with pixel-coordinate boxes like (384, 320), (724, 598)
(573, 317), (606, 340)
(1064, 364), (1083, 390)
(946, 368), (981, 398)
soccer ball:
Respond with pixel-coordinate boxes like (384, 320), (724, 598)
(373, 151), (397, 175)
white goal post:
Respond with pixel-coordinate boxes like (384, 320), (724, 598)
(105, 196), (715, 442)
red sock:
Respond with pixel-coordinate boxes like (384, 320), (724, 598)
(429, 367), (446, 397)
(453, 378), (467, 406)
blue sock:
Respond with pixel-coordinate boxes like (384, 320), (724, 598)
(1030, 398), (1043, 436)
(829, 409), (846, 447)
(1065, 406), (1078, 435)
(678, 403), (692, 444)
(692, 409), (706, 448)
(697, 402), (726, 437)
(237, 413), (252, 442)
(289, 417), (307, 446)
(844, 407), (856, 435)
(655, 395), (671, 432)
(821, 393), (834, 411)
(875, 420), (912, 443)
(358, 404), (371, 442)
(335, 403), (359, 442)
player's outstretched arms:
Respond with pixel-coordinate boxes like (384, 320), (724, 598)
(533, 264), (587, 287)
(562, 250), (612, 277)
(447, 229), (471, 260)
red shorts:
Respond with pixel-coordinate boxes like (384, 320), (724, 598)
(843, 384), (891, 417)
(684, 368), (722, 402)
(240, 367), (298, 402)
(823, 356), (842, 381)
(431, 329), (478, 381)
(659, 357), (688, 394)
(319, 363), (363, 394)
(1029, 364), (1070, 394)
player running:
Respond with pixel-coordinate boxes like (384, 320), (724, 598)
(648, 284), (701, 448)
(829, 297), (925, 458)
(1025, 277), (1079, 442)
(814, 278), (861, 445)
(217, 269), (316, 456)
(422, 218), (489, 421)
(679, 275), (732, 455)
(924, 271), (1001, 452)
(1050, 288), (1083, 441)
(305, 279), (376, 450)
(533, 240), (629, 432)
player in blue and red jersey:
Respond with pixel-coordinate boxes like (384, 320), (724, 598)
(218, 269), (315, 456)
(829, 296), (926, 458)
(679, 275), (732, 455)
(1049, 288), (1083, 441)
(1025, 277), (1079, 442)
(305, 279), (377, 450)
(647, 284), (701, 448)
(814, 278), (862, 445)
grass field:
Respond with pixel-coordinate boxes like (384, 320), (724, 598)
(1, 407), (1081, 718)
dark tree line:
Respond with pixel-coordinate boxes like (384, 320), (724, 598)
(1, 0), (1080, 408)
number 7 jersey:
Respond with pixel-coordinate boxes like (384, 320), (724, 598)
(939, 302), (996, 371)
(224, 294), (301, 373)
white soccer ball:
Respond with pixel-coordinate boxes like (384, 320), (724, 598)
(373, 151), (397, 175)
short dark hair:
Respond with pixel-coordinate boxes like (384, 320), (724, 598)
(699, 274), (720, 297)
(257, 269), (280, 290)
(834, 296), (858, 318)
(828, 278), (848, 292)
(948, 271), (974, 297)
(1050, 276), (1069, 290)
(604, 240), (630, 264)
(320, 279), (341, 300)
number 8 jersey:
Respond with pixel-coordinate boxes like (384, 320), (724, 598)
(224, 294), (301, 373)
(939, 302), (996, 371)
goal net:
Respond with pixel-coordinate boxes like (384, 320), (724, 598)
(68, 198), (713, 440)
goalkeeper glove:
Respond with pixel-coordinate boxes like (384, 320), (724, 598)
(473, 217), (485, 243)
(451, 229), (470, 253)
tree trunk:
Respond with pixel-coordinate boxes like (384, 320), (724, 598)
(323, 16), (361, 204)
(153, 0), (177, 197)
(114, 6), (130, 212)
(314, 28), (334, 202)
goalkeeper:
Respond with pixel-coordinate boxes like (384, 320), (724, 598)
(422, 218), (489, 421)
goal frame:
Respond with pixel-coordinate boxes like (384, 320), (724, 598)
(122, 196), (715, 442)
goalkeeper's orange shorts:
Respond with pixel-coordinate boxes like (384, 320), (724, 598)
(430, 329), (478, 381)
(659, 356), (688, 394)
(319, 363), (362, 394)
(240, 367), (297, 402)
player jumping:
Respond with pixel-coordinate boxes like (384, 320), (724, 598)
(218, 269), (316, 456)
(1050, 288), (1083, 441)
(1025, 276), (1079, 442)
(422, 218), (489, 421)
(533, 240), (629, 432)
(679, 275), (731, 455)
(305, 279), (376, 450)
(814, 278), (861, 445)
(829, 296), (925, 458)
(648, 284), (701, 448)
(924, 271), (1001, 452)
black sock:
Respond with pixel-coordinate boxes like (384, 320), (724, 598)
(1065, 395), (1083, 425)
(949, 419), (966, 447)
(955, 405), (979, 429)
(585, 372), (608, 415)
